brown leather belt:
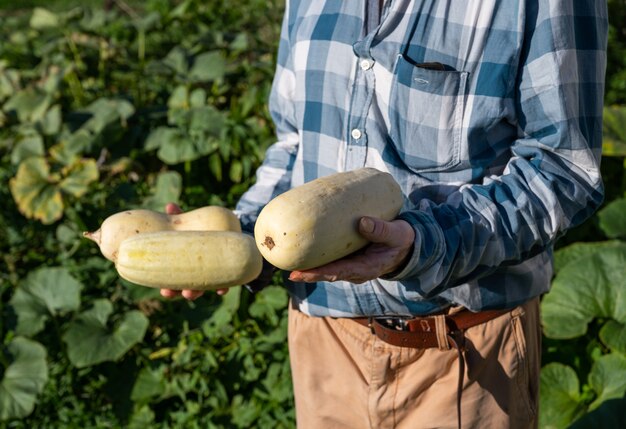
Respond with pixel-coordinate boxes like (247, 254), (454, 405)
(351, 308), (510, 349)
(351, 308), (511, 429)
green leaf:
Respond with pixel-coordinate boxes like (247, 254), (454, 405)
(553, 240), (623, 274)
(569, 397), (626, 429)
(598, 197), (626, 239)
(189, 105), (224, 133)
(599, 320), (626, 355)
(145, 127), (215, 164)
(168, 85), (189, 110)
(9, 157), (64, 224)
(189, 51), (226, 82)
(588, 353), (626, 410)
(603, 106), (626, 156)
(63, 299), (149, 368)
(541, 243), (626, 339)
(230, 33), (249, 52)
(209, 153), (223, 181)
(248, 286), (288, 326)
(10, 131), (45, 165)
(0, 68), (20, 100)
(229, 160), (243, 183)
(131, 367), (167, 402)
(203, 286), (241, 336)
(30, 8), (60, 30)
(59, 159), (99, 198)
(41, 104), (62, 135)
(189, 88), (206, 108)
(538, 363), (584, 429)
(163, 47), (189, 76)
(3, 88), (52, 124)
(9, 267), (83, 336)
(0, 337), (48, 421)
(82, 98), (135, 133)
(50, 130), (92, 165)
(142, 171), (182, 211)
(128, 405), (156, 429)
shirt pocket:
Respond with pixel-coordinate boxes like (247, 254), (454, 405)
(388, 54), (469, 173)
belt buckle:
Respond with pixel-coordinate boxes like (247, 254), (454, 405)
(378, 317), (410, 331)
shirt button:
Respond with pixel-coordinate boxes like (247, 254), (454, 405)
(360, 59), (373, 70)
(351, 128), (362, 140)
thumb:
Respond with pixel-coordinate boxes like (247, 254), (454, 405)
(358, 217), (415, 247)
(165, 202), (183, 215)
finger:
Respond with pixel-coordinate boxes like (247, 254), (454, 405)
(160, 289), (180, 299)
(165, 202), (183, 215)
(181, 289), (204, 300)
(289, 257), (375, 284)
(359, 217), (414, 247)
(216, 288), (230, 295)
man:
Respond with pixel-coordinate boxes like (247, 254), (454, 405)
(164, 1), (608, 428)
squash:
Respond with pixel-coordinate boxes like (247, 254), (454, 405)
(115, 231), (263, 290)
(83, 206), (241, 262)
(254, 168), (403, 271)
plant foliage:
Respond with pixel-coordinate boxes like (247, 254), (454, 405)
(1, 0), (626, 428)
(1, 1), (292, 427)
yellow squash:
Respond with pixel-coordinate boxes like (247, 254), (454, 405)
(254, 168), (404, 271)
(83, 206), (241, 261)
(115, 231), (263, 290)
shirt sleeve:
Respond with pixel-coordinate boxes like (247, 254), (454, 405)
(388, 2), (608, 297)
(234, 0), (299, 234)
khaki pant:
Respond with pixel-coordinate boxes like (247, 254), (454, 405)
(288, 299), (540, 429)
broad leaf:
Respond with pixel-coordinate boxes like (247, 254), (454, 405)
(603, 106), (626, 156)
(598, 197), (626, 239)
(9, 267), (82, 336)
(10, 130), (45, 165)
(131, 367), (167, 402)
(51, 99), (135, 164)
(0, 337), (48, 421)
(248, 286), (288, 326)
(3, 87), (52, 124)
(189, 105), (224, 133)
(588, 353), (626, 410)
(203, 286), (241, 336)
(30, 8), (60, 30)
(50, 130), (93, 165)
(59, 158), (99, 198)
(163, 47), (188, 76)
(599, 320), (626, 355)
(189, 88), (206, 108)
(10, 157), (99, 224)
(40, 104), (62, 135)
(167, 85), (188, 111)
(144, 127), (215, 164)
(541, 243), (626, 339)
(538, 363), (584, 429)
(142, 170), (182, 211)
(0, 68), (20, 100)
(63, 299), (149, 368)
(9, 157), (64, 224)
(82, 98), (135, 133)
(189, 51), (226, 82)
(569, 397), (626, 429)
(553, 240), (623, 274)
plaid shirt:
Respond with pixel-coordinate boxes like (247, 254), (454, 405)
(235, 0), (608, 317)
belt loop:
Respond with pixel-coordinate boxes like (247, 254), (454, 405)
(434, 315), (450, 350)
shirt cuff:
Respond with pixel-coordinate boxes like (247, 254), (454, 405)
(382, 210), (445, 282)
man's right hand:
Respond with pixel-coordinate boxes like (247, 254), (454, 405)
(159, 203), (228, 301)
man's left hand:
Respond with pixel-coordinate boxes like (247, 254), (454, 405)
(288, 217), (415, 284)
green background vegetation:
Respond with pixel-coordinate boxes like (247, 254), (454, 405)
(1, 1), (626, 428)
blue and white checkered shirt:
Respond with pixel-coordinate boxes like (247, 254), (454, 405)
(235, 0), (608, 317)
